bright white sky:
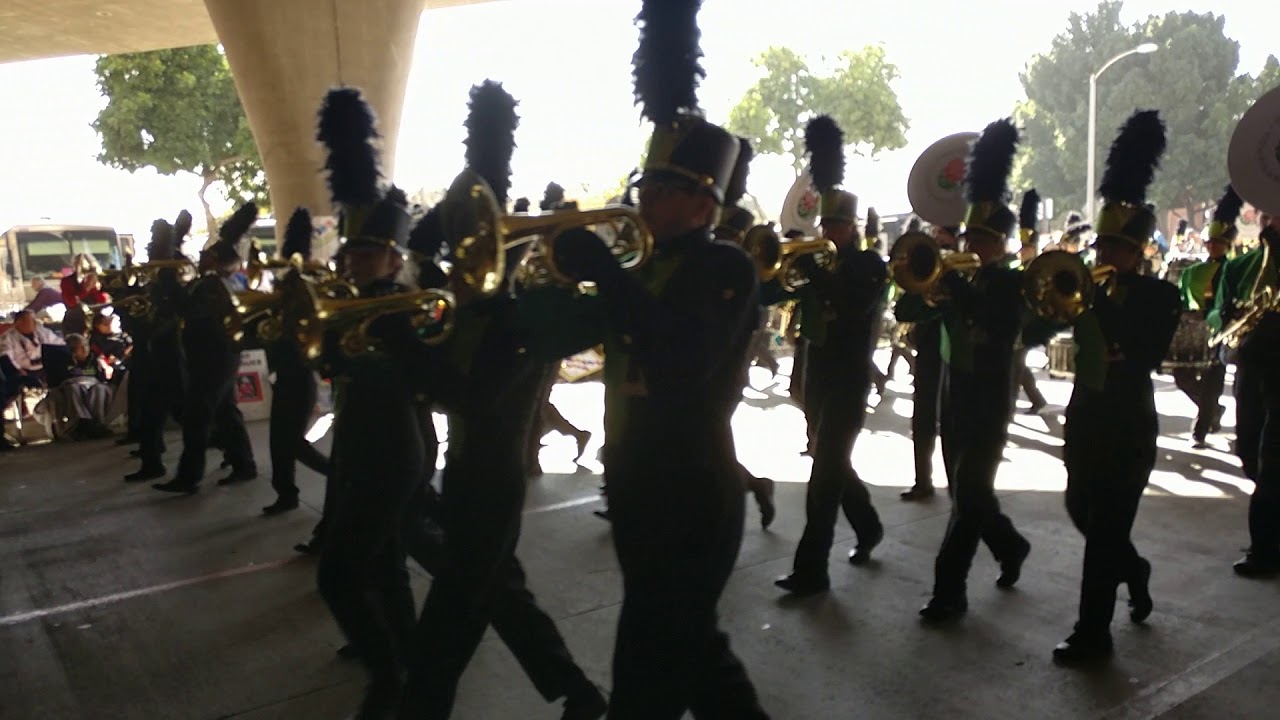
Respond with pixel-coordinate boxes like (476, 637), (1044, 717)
(0, 0), (1274, 239)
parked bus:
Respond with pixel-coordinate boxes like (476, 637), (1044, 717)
(1, 224), (127, 313)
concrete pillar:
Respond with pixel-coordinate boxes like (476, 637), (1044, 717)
(203, 0), (424, 241)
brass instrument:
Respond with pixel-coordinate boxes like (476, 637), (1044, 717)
(84, 294), (155, 320)
(439, 169), (653, 297)
(1022, 250), (1116, 323)
(743, 225), (837, 292)
(888, 230), (982, 305)
(100, 257), (198, 291)
(1210, 82), (1280, 348)
(275, 272), (456, 361)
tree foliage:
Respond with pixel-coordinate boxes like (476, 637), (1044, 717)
(727, 46), (909, 173)
(92, 45), (266, 235)
(1014, 2), (1277, 227)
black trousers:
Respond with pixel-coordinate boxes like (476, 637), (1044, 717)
(1063, 405), (1154, 636)
(317, 375), (424, 688)
(1234, 358), (1280, 558)
(1012, 346), (1047, 408)
(1172, 363), (1227, 438)
(604, 448), (768, 720)
(934, 378), (1026, 600)
(912, 327), (943, 485)
(175, 348), (255, 482)
(267, 357), (328, 501)
(137, 338), (185, 471)
(793, 371), (881, 579)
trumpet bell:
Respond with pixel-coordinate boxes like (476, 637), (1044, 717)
(439, 169), (508, 298)
(889, 230), (981, 304)
(1023, 250), (1115, 323)
(509, 205), (654, 291)
(743, 225), (783, 282)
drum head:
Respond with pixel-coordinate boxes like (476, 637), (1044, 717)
(1228, 83), (1280, 216)
(907, 132), (979, 227)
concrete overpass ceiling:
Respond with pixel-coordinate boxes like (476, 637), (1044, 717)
(0, 0), (493, 65)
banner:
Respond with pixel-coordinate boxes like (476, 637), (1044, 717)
(235, 348), (273, 421)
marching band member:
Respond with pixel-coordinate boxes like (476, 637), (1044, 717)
(122, 214), (190, 482)
(714, 136), (778, 529)
(525, 0), (770, 713)
(1173, 186), (1241, 448)
(918, 118), (1031, 624)
(1213, 210), (1280, 577)
(1050, 110), (1179, 663)
(774, 115), (887, 595)
(1014, 190), (1049, 414)
(261, 207), (331, 515)
(154, 203), (259, 493)
(397, 81), (605, 720)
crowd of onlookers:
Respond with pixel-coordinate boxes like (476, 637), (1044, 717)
(2, 254), (133, 449)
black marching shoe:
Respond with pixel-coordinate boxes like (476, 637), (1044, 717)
(774, 572), (830, 596)
(561, 682), (608, 720)
(125, 466), (166, 482)
(900, 483), (936, 501)
(919, 595), (967, 624)
(1128, 558), (1153, 623)
(751, 476), (777, 530)
(996, 537), (1031, 589)
(262, 497), (300, 516)
(1053, 632), (1114, 665)
(1233, 551), (1280, 578)
(848, 524), (884, 566)
(153, 479), (199, 494)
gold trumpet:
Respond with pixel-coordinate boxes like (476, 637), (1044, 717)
(439, 169), (653, 298)
(276, 272), (456, 361)
(889, 230), (982, 305)
(1022, 250), (1116, 323)
(100, 258), (199, 291)
(84, 293), (155, 320)
(743, 225), (837, 292)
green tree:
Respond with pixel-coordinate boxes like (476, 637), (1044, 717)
(727, 46), (909, 173)
(92, 45), (266, 237)
(1014, 2), (1273, 227)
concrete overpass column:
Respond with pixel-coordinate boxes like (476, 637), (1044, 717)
(203, 0), (423, 239)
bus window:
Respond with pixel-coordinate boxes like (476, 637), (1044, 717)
(16, 229), (121, 279)
(249, 225), (277, 257)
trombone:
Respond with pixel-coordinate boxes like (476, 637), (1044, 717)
(438, 169), (654, 299)
(888, 230), (982, 306)
(1021, 250), (1116, 323)
(742, 225), (837, 292)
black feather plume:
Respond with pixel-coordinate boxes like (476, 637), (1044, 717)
(148, 219), (173, 260)
(632, 0), (704, 124)
(513, 198), (531, 213)
(904, 215), (922, 234)
(1176, 219), (1188, 235)
(724, 137), (753, 206)
(1212, 185), (1244, 225)
(384, 185), (408, 207)
(172, 210), (192, 245)
(317, 87), (382, 209)
(805, 115), (845, 194)
(1098, 110), (1166, 205)
(219, 202), (259, 245)
(865, 208), (881, 239)
(1065, 211), (1083, 226)
(464, 80), (520, 205)
(964, 118), (1019, 205)
(1019, 189), (1040, 230)
(540, 182), (565, 211)
(281, 207), (313, 260)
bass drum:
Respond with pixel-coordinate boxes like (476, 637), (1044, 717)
(1160, 310), (1214, 373)
(1046, 331), (1075, 379)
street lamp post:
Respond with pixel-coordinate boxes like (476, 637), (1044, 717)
(1085, 42), (1158, 222)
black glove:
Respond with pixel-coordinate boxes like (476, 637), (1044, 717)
(793, 253), (820, 275)
(553, 228), (620, 284)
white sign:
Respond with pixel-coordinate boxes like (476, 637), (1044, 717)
(235, 348), (273, 421)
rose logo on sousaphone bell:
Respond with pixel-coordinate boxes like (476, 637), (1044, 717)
(938, 157), (966, 190)
(798, 190), (820, 219)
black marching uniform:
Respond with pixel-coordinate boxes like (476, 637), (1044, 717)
(1053, 110), (1179, 662)
(545, 6), (770, 712)
(397, 80), (603, 720)
(154, 203), (259, 493)
(124, 216), (190, 483)
(920, 118), (1031, 623)
(774, 117), (885, 593)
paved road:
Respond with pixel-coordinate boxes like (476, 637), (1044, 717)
(1, 350), (1275, 719)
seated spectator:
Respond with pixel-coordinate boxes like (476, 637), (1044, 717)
(2, 310), (68, 390)
(89, 311), (131, 382)
(24, 276), (65, 316)
(47, 334), (114, 440)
